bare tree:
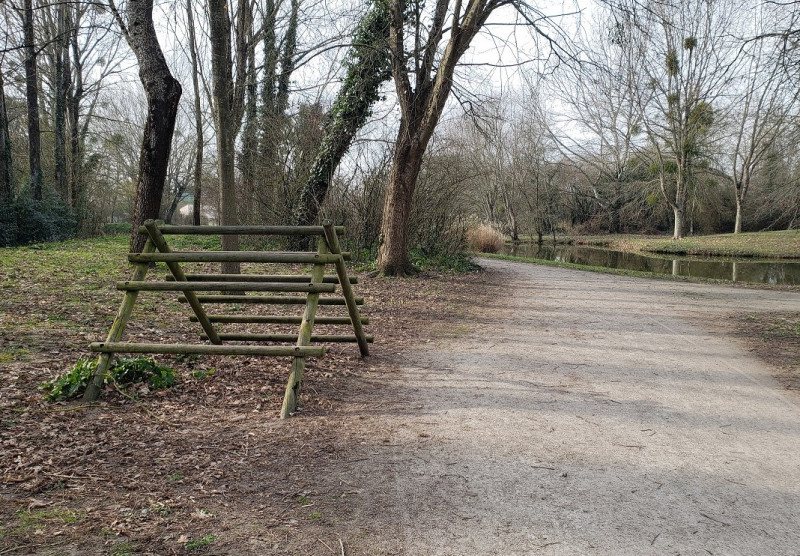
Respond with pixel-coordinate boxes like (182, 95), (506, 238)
(207, 0), (252, 272)
(623, 0), (739, 239)
(377, 0), (510, 274)
(549, 11), (649, 233)
(727, 33), (796, 233)
(109, 0), (182, 253)
(186, 0), (204, 225)
(377, 0), (571, 274)
(0, 63), (13, 204)
(22, 0), (42, 200)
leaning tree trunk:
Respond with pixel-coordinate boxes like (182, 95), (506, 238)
(288, 2), (391, 248)
(23, 0), (43, 201)
(114, 0), (183, 253)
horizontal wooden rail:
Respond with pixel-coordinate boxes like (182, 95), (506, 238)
(189, 315), (369, 325)
(129, 252), (343, 264)
(117, 281), (336, 293)
(139, 224), (345, 236)
(90, 342), (324, 357)
(167, 273), (357, 284)
(178, 295), (363, 305)
(199, 333), (374, 343)
(164, 274), (358, 284)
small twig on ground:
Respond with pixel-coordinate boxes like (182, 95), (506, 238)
(339, 538), (346, 556)
(110, 381), (179, 427)
(651, 532), (661, 546)
(700, 512), (730, 526)
(44, 404), (98, 412)
(317, 539), (335, 553)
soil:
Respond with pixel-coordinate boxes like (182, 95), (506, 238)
(2, 258), (800, 554)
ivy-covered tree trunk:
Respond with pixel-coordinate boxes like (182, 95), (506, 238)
(111, 0), (182, 253)
(288, 2), (391, 246)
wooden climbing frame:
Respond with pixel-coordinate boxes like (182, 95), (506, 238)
(82, 220), (371, 418)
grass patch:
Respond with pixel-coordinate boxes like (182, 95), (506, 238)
(15, 508), (85, 530)
(185, 534), (216, 551)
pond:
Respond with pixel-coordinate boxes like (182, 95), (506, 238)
(502, 243), (800, 286)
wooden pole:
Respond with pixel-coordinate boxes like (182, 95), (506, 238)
(190, 315), (368, 325)
(142, 220), (222, 344)
(129, 252), (345, 264)
(177, 295), (363, 305)
(90, 342), (324, 357)
(145, 224), (345, 236)
(82, 237), (156, 401)
(117, 281), (336, 293)
(281, 236), (327, 418)
(200, 333), (373, 343)
(322, 222), (370, 356)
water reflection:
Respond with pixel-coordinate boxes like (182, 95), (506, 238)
(502, 244), (800, 286)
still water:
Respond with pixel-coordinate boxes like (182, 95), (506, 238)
(503, 244), (800, 286)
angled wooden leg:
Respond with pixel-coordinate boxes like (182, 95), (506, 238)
(280, 236), (327, 418)
(82, 238), (156, 401)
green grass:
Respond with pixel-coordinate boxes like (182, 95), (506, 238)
(185, 534), (216, 550)
(570, 230), (800, 259)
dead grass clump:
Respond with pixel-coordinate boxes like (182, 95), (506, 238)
(467, 224), (505, 253)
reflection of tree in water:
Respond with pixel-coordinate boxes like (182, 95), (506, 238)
(501, 244), (799, 285)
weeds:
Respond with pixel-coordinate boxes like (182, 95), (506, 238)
(40, 356), (176, 401)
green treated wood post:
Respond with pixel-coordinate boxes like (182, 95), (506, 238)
(143, 220), (222, 344)
(322, 222), (369, 356)
(82, 238), (157, 401)
(280, 236), (327, 418)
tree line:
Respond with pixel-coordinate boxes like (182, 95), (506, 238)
(1, 0), (798, 274)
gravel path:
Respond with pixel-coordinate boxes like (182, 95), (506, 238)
(347, 259), (800, 555)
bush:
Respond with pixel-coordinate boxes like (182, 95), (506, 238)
(41, 356), (176, 401)
(103, 222), (132, 236)
(467, 224), (505, 253)
(0, 197), (76, 247)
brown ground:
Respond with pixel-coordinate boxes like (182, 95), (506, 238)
(1, 261), (798, 555)
(0, 265), (480, 555)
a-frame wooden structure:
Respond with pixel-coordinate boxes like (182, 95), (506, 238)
(83, 220), (371, 417)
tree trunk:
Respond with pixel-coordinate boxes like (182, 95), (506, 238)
(113, 0), (183, 253)
(734, 195), (742, 234)
(208, 0), (244, 273)
(67, 8), (83, 212)
(377, 129), (424, 276)
(0, 69), (13, 205)
(53, 4), (70, 203)
(23, 0), (43, 200)
(672, 205), (684, 240)
(164, 177), (186, 224)
(186, 0), (204, 226)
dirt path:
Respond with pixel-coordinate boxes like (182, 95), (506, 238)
(339, 259), (800, 555)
